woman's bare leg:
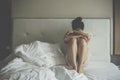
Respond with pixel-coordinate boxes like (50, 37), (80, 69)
(66, 38), (77, 71)
(77, 38), (88, 73)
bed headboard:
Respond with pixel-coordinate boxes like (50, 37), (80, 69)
(12, 18), (111, 62)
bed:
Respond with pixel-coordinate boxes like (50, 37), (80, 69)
(0, 18), (120, 80)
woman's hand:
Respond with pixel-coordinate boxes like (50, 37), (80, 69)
(73, 30), (91, 43)
(64, 30), (91, 43)
(82, 34), (90, 43)
(64, 31), (72, 43)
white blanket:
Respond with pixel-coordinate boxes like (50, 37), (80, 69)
(0, 58), (88, 80)
(1, 41), (120, 80)
(0, 41), (88, 80)
(14, 41), (66, 67)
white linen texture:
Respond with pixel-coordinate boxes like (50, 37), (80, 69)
(14, 41), (66, 67)
(0, 41), (88, 80)
(0, 40), (120, 80)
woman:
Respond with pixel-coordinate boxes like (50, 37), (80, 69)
(64, 17), (90, 73)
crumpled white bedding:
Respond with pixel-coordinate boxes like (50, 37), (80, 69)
(0, 41), (88, 80)
(14, 41), (66, 67)
(0, 41), (120, 80)
(0, 58), (88, 80)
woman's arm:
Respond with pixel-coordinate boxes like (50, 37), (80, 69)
(64, 31), (72, 43)
(64, 31), (83, 43)
(73, 30), (91, 43)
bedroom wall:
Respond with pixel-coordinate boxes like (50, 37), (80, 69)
(12, 0), (112, 18)
(11, 0), (113, 53)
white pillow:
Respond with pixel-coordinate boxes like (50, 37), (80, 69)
(14, 41), (66, 67)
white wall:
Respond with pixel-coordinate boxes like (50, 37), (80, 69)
(12, 0), (112, 18)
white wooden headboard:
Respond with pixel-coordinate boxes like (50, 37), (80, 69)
(12, 18), (111, 62)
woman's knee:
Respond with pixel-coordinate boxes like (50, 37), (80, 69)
(78, 39), (87, 47)
(70, 37), (77, 43)
(67, 38), (77, 47)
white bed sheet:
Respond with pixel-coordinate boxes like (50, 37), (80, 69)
(0, 58), (88, 80)
(84, 61), (120, 80)
(0, 41), (120, 80)
(0, 41), (88, 80)
(1, 57), (120, 80)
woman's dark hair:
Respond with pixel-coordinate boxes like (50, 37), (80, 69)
(72, 17), (84, 30)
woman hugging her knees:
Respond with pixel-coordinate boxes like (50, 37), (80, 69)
(64, 17), (90, 73)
